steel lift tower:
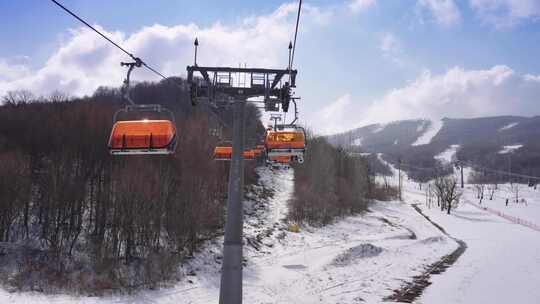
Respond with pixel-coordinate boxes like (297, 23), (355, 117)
(187, 41), (297, 304)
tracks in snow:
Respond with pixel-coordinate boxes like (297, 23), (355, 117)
(385, 204), (467, 303)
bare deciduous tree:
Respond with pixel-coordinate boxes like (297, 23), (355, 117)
(434, 174), (462, 214)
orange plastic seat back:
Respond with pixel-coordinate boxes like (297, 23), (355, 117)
(269, 156), (291, 164)
(213, 147), (256, 160)
(252, 148), (263, 157)
(214, 146), (232, 159)
(243, 150), (256, 160)
(108, 120), (176, 150)
(265, 131), (305, 149)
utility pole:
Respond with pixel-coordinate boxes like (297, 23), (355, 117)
(397, 159), (401, 200)
(194, 38), (199, 66)
(187, 43), (296, 304)
(457, 161), (464, 189)
(460, 165), (464, 189)
(508, 154), (512, 185)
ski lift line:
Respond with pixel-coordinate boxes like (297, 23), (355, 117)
(381, 156), (437, 172)
(462, 161), (540, 181)
(400, 163), (439, 172)
(387, 156), (540, 181)
(49, 0), (169, 82)
(290, 0), (303, 69)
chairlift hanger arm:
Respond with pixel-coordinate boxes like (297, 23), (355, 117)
(289, 98), (299, 126)
(120, 58), (143, 106)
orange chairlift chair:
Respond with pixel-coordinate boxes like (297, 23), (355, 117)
(269, 155), (291, 164)
(213, 142), (256, 161)
(252, 145), (265, 158)
(265, 125), (306, 164)
(108, 59), (177, 155)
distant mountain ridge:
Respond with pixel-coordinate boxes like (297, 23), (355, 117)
(327, 116), (540, 181)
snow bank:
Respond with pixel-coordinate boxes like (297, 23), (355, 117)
(0, 166), (459, 304)
(418, 201), (540, 304)
(412, 119), (444, 146)
(394, 160), (540, 304)
(435, 145), (460, 163)
(330, 243), (383, 266)
(498, 122), (519, 131)
(498, 144), (523, 154)
(460, 183), (540, 232)
(372, 123), (386, 133)
(352, 137), (362, 146)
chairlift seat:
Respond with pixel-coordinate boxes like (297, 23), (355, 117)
(265, 128), (306, 163)
(265, 130), (305, 159)
(252, 148), (263, 157)
(213, 146), (256, 161)
(244, 150), (256, 160)
(214, 146), (232, 160)
(269, 156), (291, 164)
(265, 131), (305, 150)
(108, 120), (176, 155)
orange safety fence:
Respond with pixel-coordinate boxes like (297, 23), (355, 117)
(465, 200), (540, 233)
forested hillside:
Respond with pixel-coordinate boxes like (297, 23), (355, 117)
(328, 117), (540, 182)
(0, 80), (378, 294)
(0, 80), (264, 292)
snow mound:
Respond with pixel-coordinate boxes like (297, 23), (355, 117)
(372, 124), (386, 133)
(331, 244), (383, 266)
(420, 236), (445, 244)
(498, 122), (519, 132)
(417, 120), (428, 132)
(435, 145), (460, 163)
(498, 144), (523, 154)
(412, 119), (444, 146)
(352, 137), (363, 146)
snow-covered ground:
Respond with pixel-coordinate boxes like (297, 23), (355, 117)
(498, 122), (519, 131)
(396, 168), (540, 304)
(3, 158), (539, 303)
(376, 155), (540, 303)
(460, 182), (540, 231)
(415, 198), (540, 303)
(372, 123), (386, 133)
(352, 137), (363, 146)
(0, 167), (459, 304)
(412, 119), (443, 146)
(498, 144), (523, 154)
(434, 144), (460, 163)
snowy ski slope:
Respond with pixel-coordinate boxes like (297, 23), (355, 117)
(0, 167), (458, 303)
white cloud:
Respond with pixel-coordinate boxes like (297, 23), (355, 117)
(0, 3), (330, 97)
(330, 65), (540, 131)
(418, 0), (462, 27)
(315, 94), (354, 135)
(524, 74), (540, 82)
(469, 0), (540, 28)
(380, 33), (399, 53)
(379, 32), (404, 66)
(0, 59), (31, 82)
(348, 0), (377, 14)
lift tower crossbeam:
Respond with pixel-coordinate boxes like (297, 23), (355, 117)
(187, 63), (296, 304)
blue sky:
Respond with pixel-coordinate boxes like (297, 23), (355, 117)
(1, 0), (540, 134)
